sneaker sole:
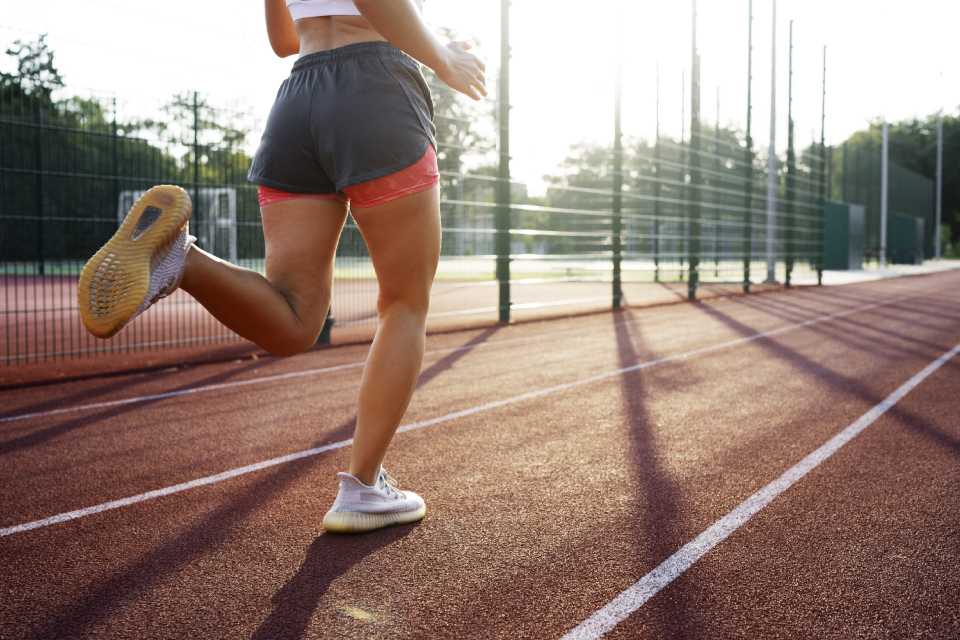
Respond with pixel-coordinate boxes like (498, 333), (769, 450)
(78, 185), (192, 339)
(322, 503), (427, 534)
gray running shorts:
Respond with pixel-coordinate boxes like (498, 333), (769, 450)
(248, 41), (437, 195)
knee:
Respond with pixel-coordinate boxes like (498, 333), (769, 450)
(263, 329), (319, 358)
(377, 286), (430, 321)
(263, 289), (331, 357)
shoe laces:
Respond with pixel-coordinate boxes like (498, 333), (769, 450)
(377, 468), (402, 500)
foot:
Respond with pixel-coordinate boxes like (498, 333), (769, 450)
(78, 185), (195, 338)
(322, 468), (426, 534)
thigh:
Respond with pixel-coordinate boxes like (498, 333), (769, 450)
(260, 198), (350, 322)
(349, 185), (441, 309)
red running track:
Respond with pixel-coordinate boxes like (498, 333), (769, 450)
(1, 271), (959, 639)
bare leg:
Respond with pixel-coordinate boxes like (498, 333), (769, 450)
(348, 186), (441, 485)
(179, 198), (349, 356)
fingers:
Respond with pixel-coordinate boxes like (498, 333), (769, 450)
(448, 40), (473, 52)
(473, 73), (487, 98)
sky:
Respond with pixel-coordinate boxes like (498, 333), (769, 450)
(2, 0), (957, 194)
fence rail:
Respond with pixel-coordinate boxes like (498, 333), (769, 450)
(0, 5), (936, 365)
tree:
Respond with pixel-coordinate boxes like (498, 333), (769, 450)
(0, 37), (256, 262)
(830, 114), (956, 258)
(0, 34), (63, 104)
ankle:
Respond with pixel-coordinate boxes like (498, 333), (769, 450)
(348, 465), (379, 486)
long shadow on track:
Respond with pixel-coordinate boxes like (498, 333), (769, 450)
(614, 308), (706, 640)
(692, 299), (960, 460)
(0, 358), (273, 457)
(733, 293), (960, 354)
(25, 326), (502, 640)
(724, 296), (949, 363)
(1, 367), (183, 423)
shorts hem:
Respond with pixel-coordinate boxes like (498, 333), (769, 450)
(348, 175), (439, 209)
(334, 140), (434, 192)
(247, 174), (340, 196)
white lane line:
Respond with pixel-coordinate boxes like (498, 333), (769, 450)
(0, 290), (857, 425)
(560, 342), (960, 640)
(0, 361), (365, 425)
(0, 294), (915, 538)
(1, 328), (578, 424)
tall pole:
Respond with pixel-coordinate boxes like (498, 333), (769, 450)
(785, 20), (796, 288)
(612, 6), (623, 310)
(880, 121), (889, 268)
(818, 45), (827, 285)
(743, 0), (754, 292)
(688, 0), (702, 300)
(936, 113), (943, 259)
(715, 86), (721, 277)
(192, 91), (201, 240)
(765, 0), (778, 283)
(654, 63), (662, 282)
(681, 69), (687, 279)
(496, 0), (512, 323)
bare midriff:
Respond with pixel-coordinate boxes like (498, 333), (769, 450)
(295, 16), (385, 54)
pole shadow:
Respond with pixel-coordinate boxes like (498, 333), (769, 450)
(737, 292), (960, 352)
(25, 326), (503, 640)
(613, 307), (705, 639)
(693, 301), (960, 459)
(0, 358), (272, 457)
(1, 366), (184, 423)
(725, 295), (944, 362)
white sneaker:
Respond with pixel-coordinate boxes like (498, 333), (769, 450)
(78, 185), (195, 339)
(322, 468), (426, 533)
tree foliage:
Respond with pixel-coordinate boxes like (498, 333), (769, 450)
(0, 36), (254, 261)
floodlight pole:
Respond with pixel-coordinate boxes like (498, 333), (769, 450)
(765, 0), (778, 283)
(881, 121), (889, 268)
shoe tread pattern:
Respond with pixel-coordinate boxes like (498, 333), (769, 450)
(78, 185), (191, 338)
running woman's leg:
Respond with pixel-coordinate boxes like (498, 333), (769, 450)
(180, 197), (349, 356)
(347, 185), (441, 485)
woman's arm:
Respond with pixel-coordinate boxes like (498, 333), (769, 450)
(354, 0), (486, 100)
(264, 0), (300, 58)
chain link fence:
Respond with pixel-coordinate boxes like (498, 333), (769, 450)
(0, 4), (936, 365)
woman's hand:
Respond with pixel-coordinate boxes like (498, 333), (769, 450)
(436, 41), (487, 101)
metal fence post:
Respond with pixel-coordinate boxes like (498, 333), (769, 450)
(817, 45), (827, 285)
(111, 97), (119, 228)
(34, 102), (45, 276)
(714, 87), (721, 278)
(743, 0), (754, 293)
(496, 0), (512, 323)
(680, 70), (686, 281)
(654, 64), (662, 283)
(765, 0), (778, 283)
(936, 113), (943, 258)
(192, 91), (201, 238)
(881, 121), (889, 268)
(688, 0), (702, 301)
(785, 21), (796, 288)
(612, 15), (623, 310)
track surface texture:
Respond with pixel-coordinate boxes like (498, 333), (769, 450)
(2, 271), (959, 639)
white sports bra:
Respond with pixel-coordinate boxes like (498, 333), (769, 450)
(286, 0), (423, 20)
(286, 0), (361, 20)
